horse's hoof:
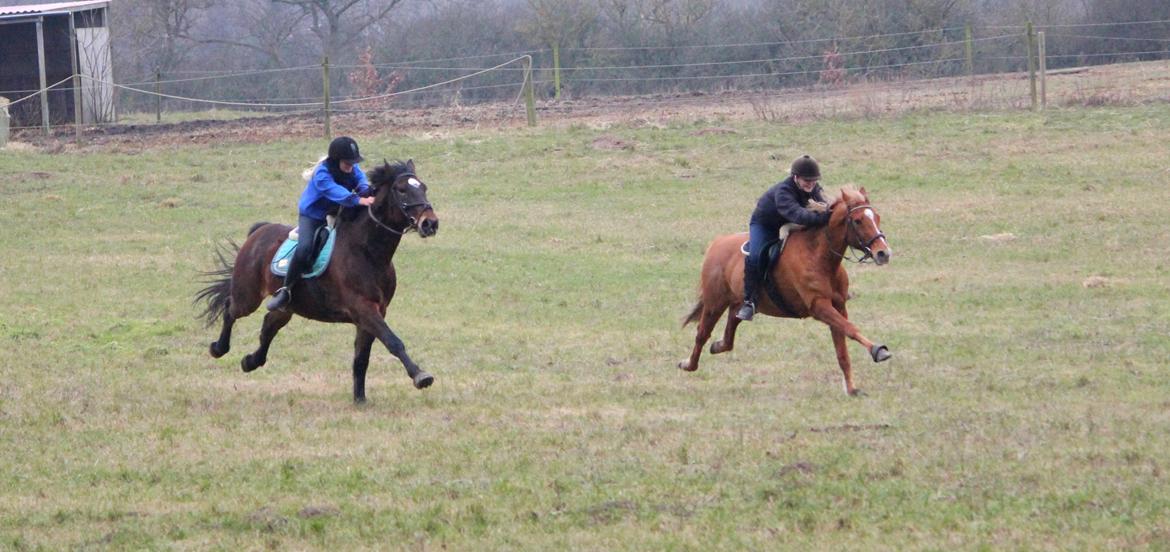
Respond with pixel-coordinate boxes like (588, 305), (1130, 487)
(678, 360), (697, 372)
(849, 388), (868, 397)
(709, 341), (725, 355)
(209, 341), (229, 358)
(413, 372), (434, 389)
(353, 396), (368, 405)
(870, 344), (891, 363)
(241, 354), (261, 373)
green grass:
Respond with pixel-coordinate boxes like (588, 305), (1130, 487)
(2, 104), (1169, 550)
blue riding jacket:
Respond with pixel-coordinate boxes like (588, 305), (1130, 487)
(297, 161), (371, 221)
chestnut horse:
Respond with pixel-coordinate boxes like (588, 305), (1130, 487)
(196, 160), (439, 403)
(679, 186), (892, 395)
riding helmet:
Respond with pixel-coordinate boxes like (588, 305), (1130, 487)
(790, 155), (821, 179)
(327, 136), (364, 163)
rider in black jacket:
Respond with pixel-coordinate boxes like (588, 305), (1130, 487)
(737, 155), (831, 321)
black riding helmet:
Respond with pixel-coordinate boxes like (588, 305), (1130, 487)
(327, 136), (364, 163)
(790, 155), (821, 179)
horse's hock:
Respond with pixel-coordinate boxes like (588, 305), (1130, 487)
(0, 97), (8, 149)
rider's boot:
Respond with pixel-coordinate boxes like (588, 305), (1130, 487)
(736, 257), (758, 321)
(266, 266), (301, 312)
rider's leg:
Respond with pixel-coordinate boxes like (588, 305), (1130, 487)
(267, 215), (323, 311)
(737, 222), (774, 321)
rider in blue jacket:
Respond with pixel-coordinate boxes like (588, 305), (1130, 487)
(736, 155), (831, 321)
(267, 136), (375, 311)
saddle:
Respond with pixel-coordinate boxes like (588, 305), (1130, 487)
(270, 224), (337, 278)
(741, 223), (804, 317)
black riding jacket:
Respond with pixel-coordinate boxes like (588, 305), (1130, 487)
(749, 175), (830, 229)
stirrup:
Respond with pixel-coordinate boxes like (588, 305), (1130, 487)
(736, 301), (756, 321)
(266, 287), (291, 311)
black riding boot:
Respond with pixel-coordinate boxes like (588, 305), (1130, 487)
(267, 255), (305, 312)
(266, 273), (297, 312)
(737, 256), (758, 321)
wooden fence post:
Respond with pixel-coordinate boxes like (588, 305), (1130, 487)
(322, 56), (332, 140)
(155, 68), (162, 124)
(1026, 22), (1037, 111)
(0, 97), (9, 149)
(552, 43), (562, 100)
(1038, 31), (1047, 111)
(524, 56), (537, 127)
(964, 25), (974, 82)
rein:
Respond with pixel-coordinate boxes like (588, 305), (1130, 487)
(831, 203), (886, 264)
(365, 172), (432, 236)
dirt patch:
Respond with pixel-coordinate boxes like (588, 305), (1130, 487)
(690, 126), (738, 136)
(591, 135), (636, 151)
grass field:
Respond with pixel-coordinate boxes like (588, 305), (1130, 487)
(2, 101), (1169, 550)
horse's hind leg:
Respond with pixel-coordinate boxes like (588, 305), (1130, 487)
(351, 329), (376, 404)
(241, 310), (293, 372)
(209, 306), (234, 358)
(678, 306), (723, 372)
(710, 309), (742, 355)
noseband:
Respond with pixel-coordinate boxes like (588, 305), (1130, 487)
(366, 172), (433, 235)
(839, 204), (887, 263)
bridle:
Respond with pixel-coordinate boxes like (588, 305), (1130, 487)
(835, 203), (887, 263)
(366, 172), (433, 235)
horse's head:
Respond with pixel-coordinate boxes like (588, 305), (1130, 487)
(368, 159), (439, 238)
(835, 186), (891, 265)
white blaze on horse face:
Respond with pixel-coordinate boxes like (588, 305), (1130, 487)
(408, 178), (422, 188)
(863, 208), (891, 251)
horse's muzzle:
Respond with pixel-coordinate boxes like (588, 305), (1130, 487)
(419, 217), (439, 238)
(874, 249), (891, 265)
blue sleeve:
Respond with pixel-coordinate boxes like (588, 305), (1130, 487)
(353, 165), (371, 197)
(775, 186), (830, 226)
(312, 168), (362, 207)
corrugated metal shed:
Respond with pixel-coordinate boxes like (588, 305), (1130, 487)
(0, 1), (108, 19)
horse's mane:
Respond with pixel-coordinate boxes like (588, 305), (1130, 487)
(335, 160), (414, 224)
(826, 184), (862, 209)
(367, 160), (414, 189)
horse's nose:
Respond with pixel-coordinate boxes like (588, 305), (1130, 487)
(420, 218), (439, 237)
(874, 248), (890, 265)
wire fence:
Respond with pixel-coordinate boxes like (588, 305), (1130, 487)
(2, 21), (1168, 139)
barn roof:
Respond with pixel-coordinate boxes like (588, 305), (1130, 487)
(0, 1), (108, 18)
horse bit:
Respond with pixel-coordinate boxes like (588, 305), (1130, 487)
(366, 172), (433, 235)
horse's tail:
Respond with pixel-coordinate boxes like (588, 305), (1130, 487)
(194, 240), (238, 327)
(681, 299), (704, 328)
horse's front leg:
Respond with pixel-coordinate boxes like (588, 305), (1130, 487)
(830, 327), (860, 396)
(241, 310), (292, 372)
(354, 304), (433, 390)
(809, 298), (891, 365)
(352, 329), (376, 404)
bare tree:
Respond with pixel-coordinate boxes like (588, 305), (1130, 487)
(271, 0), (410, 62)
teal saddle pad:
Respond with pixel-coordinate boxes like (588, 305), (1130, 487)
(270, 227), (337, 279)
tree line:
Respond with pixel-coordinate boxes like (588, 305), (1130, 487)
(106, 0), (1169, 111)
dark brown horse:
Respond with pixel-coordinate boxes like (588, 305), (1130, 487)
(679, 186), (892, 396)
(196, 159), (439, 403)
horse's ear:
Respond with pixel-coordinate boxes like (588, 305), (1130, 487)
(859, 186), (868, 198)
(406, 159), (415, 172)
(382, 158), (390, 170)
